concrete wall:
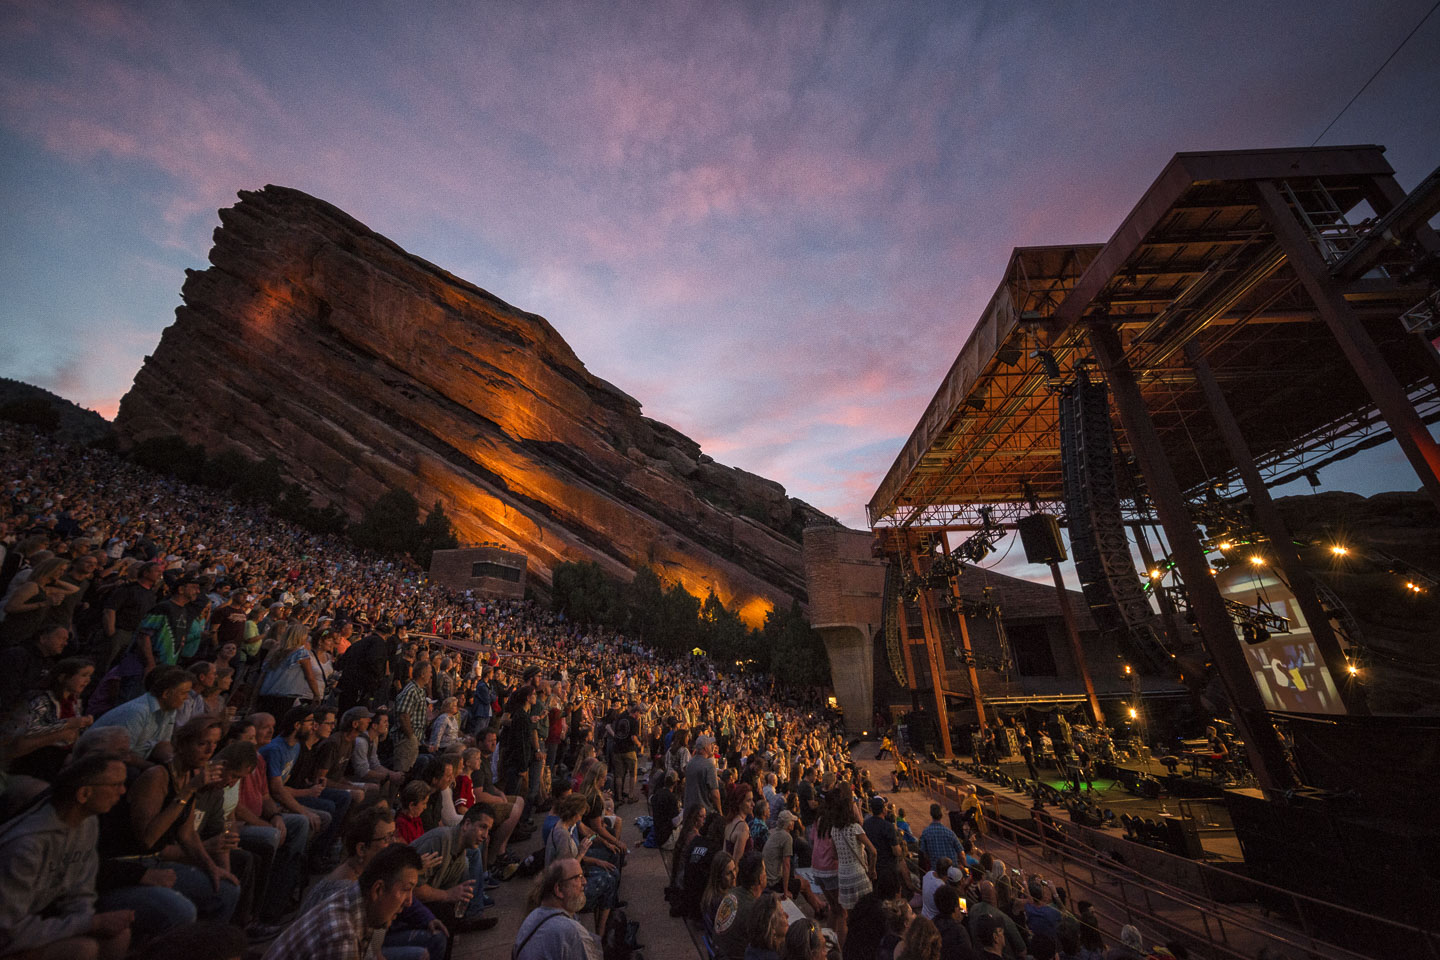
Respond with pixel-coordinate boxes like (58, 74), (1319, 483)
(803, 525), (886, 733)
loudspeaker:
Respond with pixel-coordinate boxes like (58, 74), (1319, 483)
(1017, 514), (1066, 564)
(1162, 815), (1204, 859)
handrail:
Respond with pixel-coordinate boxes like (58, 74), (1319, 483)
(922, 763), (1439, 942)
(908, 765), (1440, 960)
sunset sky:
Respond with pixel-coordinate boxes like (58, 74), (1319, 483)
(3, 0), (1439, 530)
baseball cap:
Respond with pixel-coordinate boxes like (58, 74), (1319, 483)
(777, 810), (797, 826)
(946, 866), (965, 884)
(696, 734), (716, 751)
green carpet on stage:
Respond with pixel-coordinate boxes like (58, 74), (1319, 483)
(1039, 777), (1117, 793)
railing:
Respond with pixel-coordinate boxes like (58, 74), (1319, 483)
(906, 765), (1440, 960)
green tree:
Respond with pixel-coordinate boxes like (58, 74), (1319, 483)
(0, 396), (60, 434)
(765, 600), (831, 687)
(621, 565), (665, 644)
(233, 457), (287, 505)
(416, 501), (460, 566)
(129, 434), (206, 483)
(551, 560), (623, 627)
(350, 487), (422, 557)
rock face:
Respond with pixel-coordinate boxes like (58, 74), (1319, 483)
(115, 186), (812, 622)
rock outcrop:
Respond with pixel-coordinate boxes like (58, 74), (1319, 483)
(115, 186), (813, 622)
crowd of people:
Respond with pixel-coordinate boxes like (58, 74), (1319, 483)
(0, 423), (1186, 960)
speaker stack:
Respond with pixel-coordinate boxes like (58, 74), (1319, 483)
(1059, 373), (1169, 674)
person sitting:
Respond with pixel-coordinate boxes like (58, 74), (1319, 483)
(262, 843), (424, 960)
(0, 753), (135, 960)
(411, 804), (497, 934)
(545, 793), (618, 936)
(714, 851), (767, 960)
(512, 857), (602, 960)
(88, 665), (192, 764)
(744, 890), (788, 960)
(395, 781), (430, 844)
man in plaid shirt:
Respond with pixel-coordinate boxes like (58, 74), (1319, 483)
(918, 802), (963, 869)
(392, 661), (431, 777)
(263, 844), (422, 960)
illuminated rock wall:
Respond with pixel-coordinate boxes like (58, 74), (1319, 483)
(115, 186), (810, 623)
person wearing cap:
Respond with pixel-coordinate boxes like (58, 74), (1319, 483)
(609, 702), (642, 807)
(863, 797), (907, 892)
(762, 809), (826, 918)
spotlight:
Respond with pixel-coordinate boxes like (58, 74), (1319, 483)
(1242, 623), (1271, 644)
(1217, 541), (1233, 552)
(1127, 707), (1138, 720)
(1148, 569), (1163, 580)
(1123, 664), (1132, 675)
(1249, 555), (1265, 567)
(1346, 663), (1359, 676)
(1330, 544), (1348, 556)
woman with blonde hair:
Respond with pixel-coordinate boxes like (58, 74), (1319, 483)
(255, 620), (322, 716)
(0, 556), (72, 645)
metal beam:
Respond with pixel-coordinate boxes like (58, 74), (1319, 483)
(1187, 343), (1367, 715)
(1088, 322), (1292, 795)
(1255, 180), (1440, 510)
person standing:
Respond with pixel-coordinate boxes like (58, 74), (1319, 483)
(683, 734), (723, 820)
(391, 661), (431, 777)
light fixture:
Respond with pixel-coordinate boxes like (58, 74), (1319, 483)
(1330, 545), (1349, 556)
(996, 347), (1022, 366)
(1217, 541), (1233, 551)
(1346, 663), (1358, 676)
(1123, 664), (1132, 675)
(965, 396), (986, 411)
(1148, 568), (1162, 580)
(1249, 555), (1265, 567)
(1127, 707), (1138, 720)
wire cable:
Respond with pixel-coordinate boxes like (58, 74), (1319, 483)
(1311, 0), (1440, 146)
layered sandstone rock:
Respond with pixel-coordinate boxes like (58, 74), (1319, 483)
(115, 186), (812, 622)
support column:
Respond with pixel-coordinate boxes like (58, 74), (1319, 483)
(1256, 180), (1440, 510)
(910, 541), (954, 757)
(1088, 322), (1293, 795)
(1048, 560), (1103, 723)
(1186, 344), (1367, 714)
(941, 541), (987, 727)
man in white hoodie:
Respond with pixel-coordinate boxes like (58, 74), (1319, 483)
(0, 754), (134, 960)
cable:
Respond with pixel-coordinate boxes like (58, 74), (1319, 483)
(1311, 0), (1440, 146)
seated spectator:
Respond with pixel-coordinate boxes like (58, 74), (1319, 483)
(98, 715), (240, 923)
(512, 857), (601, 960)
(428, 697), (462, 752)
(411, 804), (497, 933)
(350, 707), (405, 796)
(230, 713), (313, 923)
(259, 705), (339, 869)
(6, 653), (95, 780)
(89, 665), (192, 764)
(745, 890), (788, 960)
(395, 782), (430, 844)
(545, 793), (618, 935)
(714, 851), (768, 960)
(262, 843), (424, 960)
(0, 753), (135, 960)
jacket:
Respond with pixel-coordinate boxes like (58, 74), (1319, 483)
(0, 804), (97, 954)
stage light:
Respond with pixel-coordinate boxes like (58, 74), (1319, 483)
(1330, 545), (1348, 556)
(1347, 663), (1358, 676)
(1123, 664), (1132, 675)
(1249, 555), (1265, 567)
(1148, 568), (1162, 580)
(1127, 707), (1138, 719)
(1217, 541), (1232, 551)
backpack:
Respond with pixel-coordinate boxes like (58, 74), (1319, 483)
(601, 907), (641, 960)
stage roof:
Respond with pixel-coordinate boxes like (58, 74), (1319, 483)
(868, 145), (1440, 530)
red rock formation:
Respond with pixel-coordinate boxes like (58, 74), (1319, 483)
(115, 186), (811, 623)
